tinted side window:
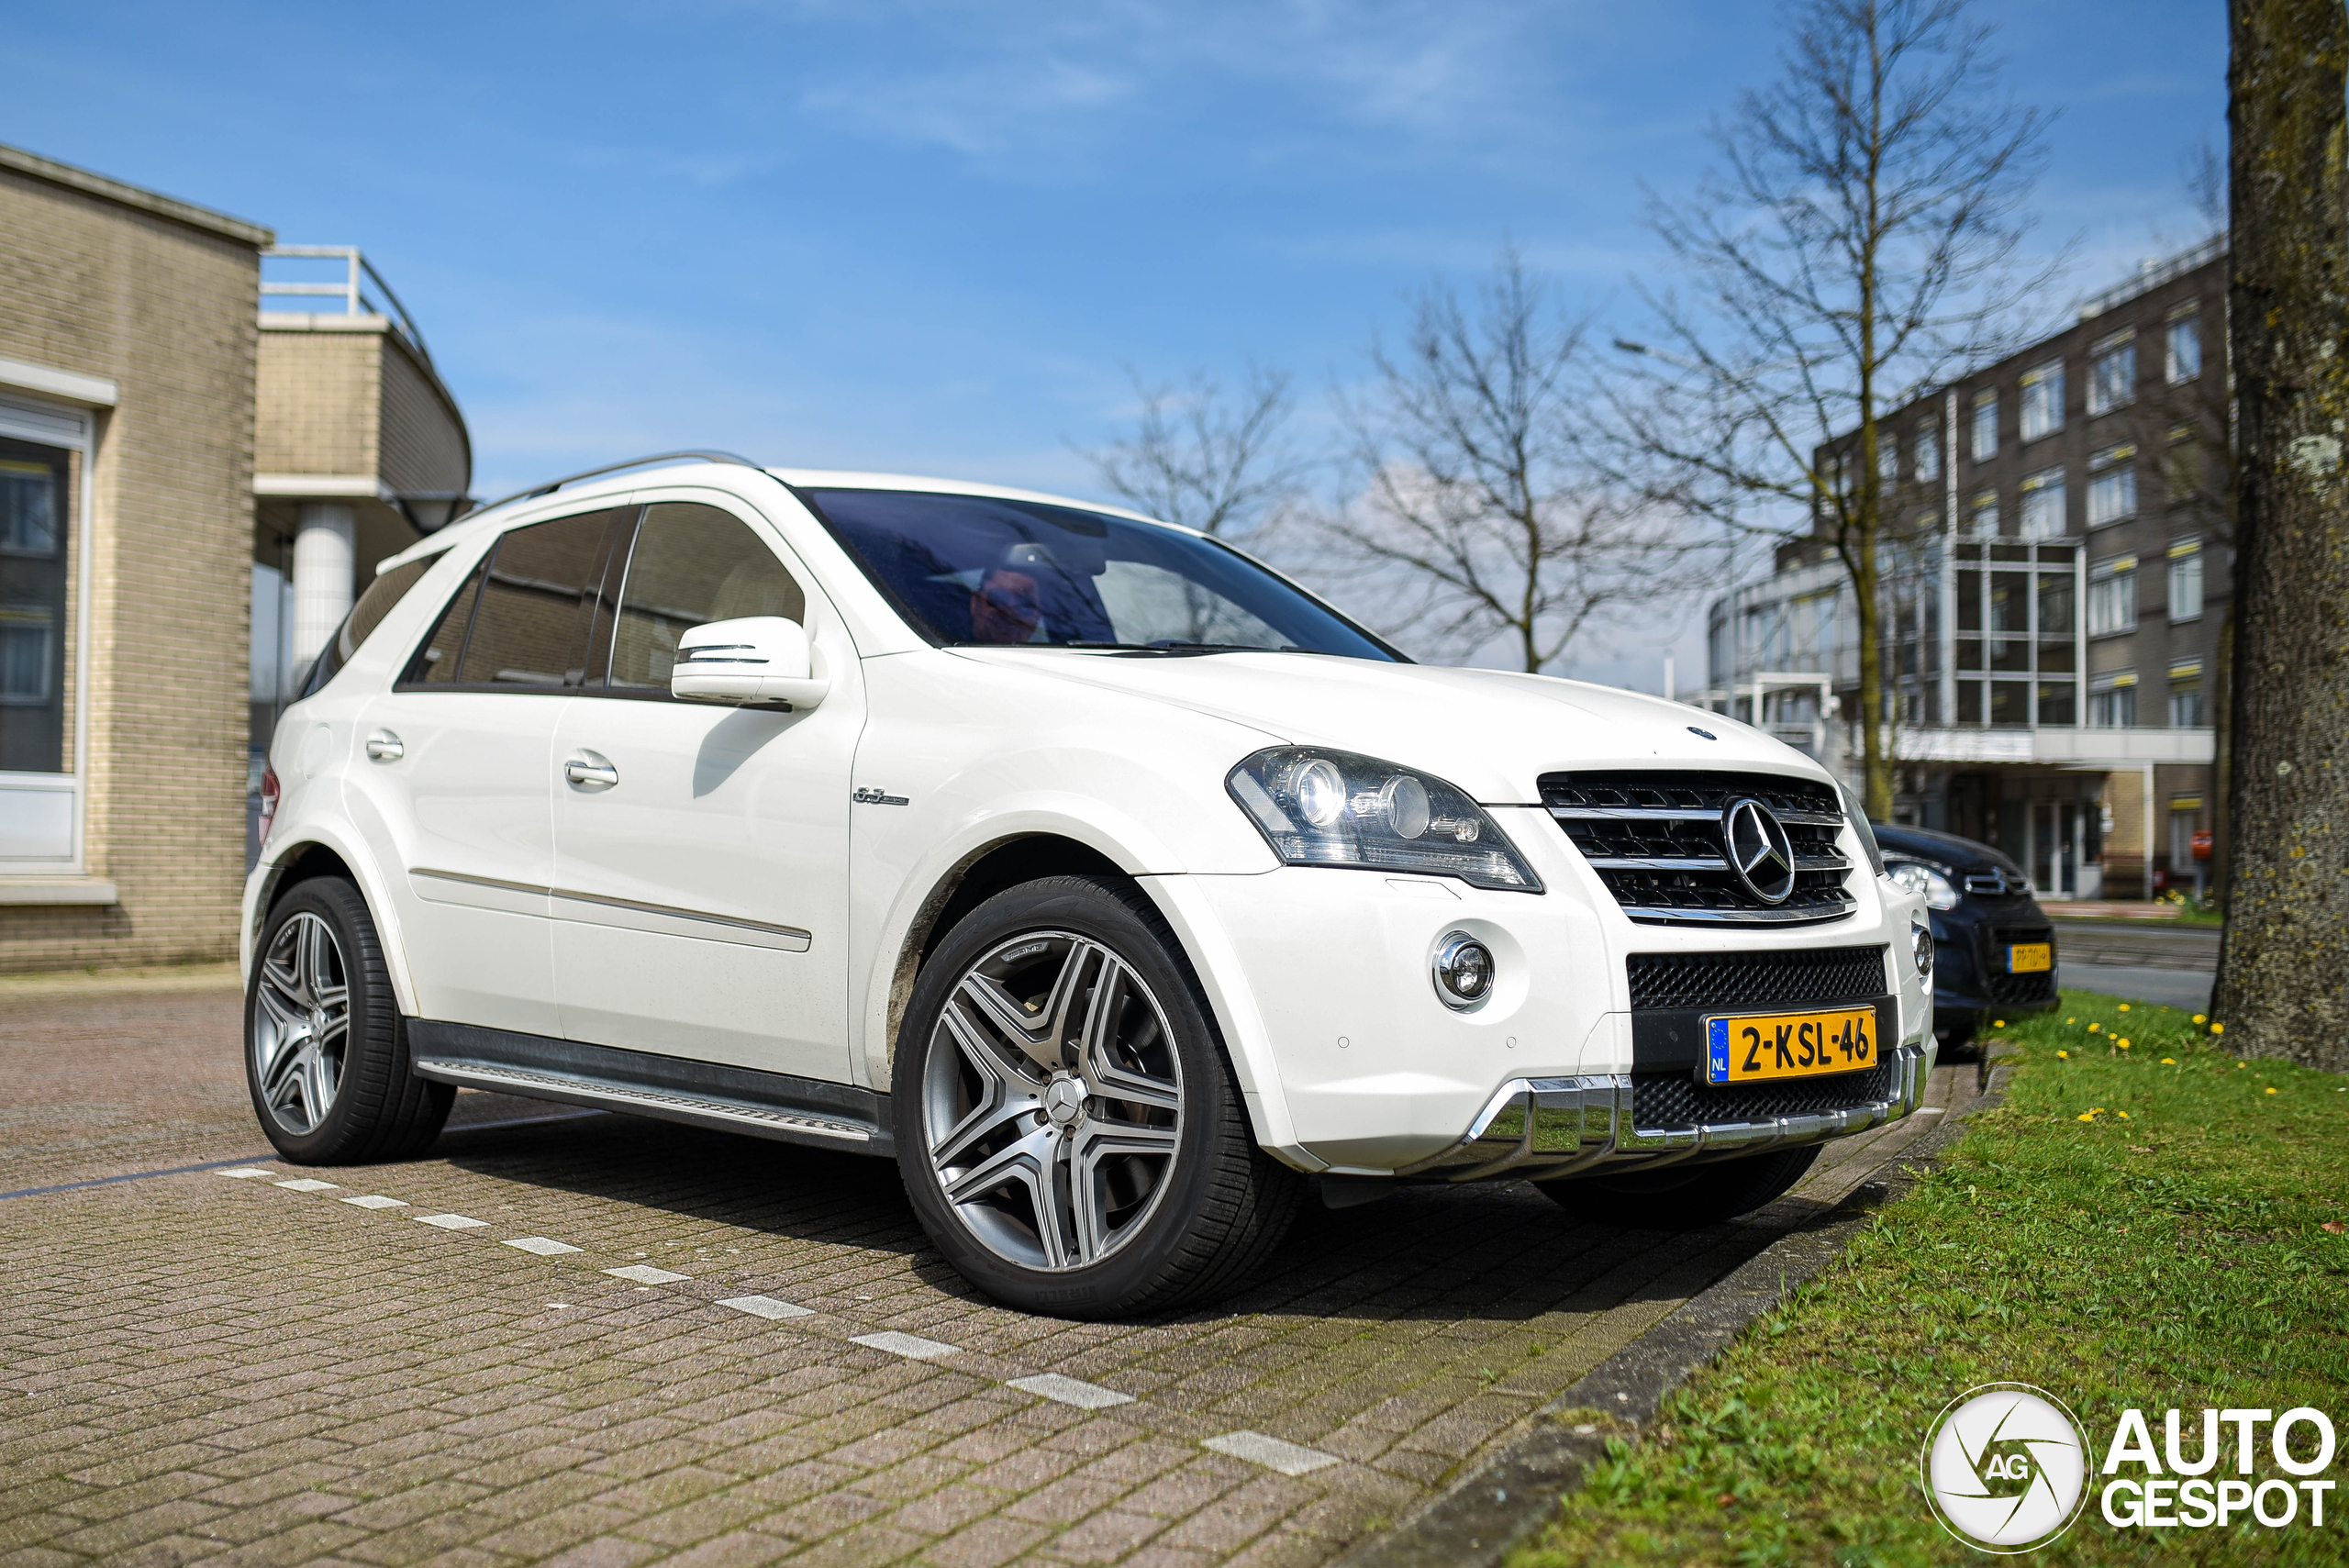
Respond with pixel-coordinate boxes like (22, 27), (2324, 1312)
(402, 559), (488, 685)
(302, 556), (436, 697)
(607, 503), (806, 692)
(453, 509), (629, 687)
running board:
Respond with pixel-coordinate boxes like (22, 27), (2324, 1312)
(406, 1020), (892, 1158)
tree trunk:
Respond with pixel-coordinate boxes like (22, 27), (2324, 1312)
(2212, 0), (2349, 1070)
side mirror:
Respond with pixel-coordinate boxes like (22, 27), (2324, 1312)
(671, 617), (830, 710)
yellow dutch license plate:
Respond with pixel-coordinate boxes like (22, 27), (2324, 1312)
(2009, 943), (2053, 973)
(1705, 1006), (1876, 1084)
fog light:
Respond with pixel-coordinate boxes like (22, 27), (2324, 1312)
(1432, 931), (1494, 1009)
(1912, 916), (1934, 978)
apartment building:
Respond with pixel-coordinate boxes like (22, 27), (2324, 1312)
(0, 143), (469, 973)
(1704, 239), (2227, 899)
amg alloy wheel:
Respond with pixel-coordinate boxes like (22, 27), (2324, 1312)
(895, 874), (1301, 1318)
(923, 931), (1184, 1272)
(245, 877), (451, 1163)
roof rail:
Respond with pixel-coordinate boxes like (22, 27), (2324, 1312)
(466, 450), (763, 522)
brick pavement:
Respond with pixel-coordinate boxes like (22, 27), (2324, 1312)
(0, 977), (1972, 1566)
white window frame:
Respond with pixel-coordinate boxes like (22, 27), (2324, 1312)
(2019, 468), (2066, 540)
(2087, 333), (2135, 416)
(2087, 672), (2137, 728)
(1971, 393), (1998, 462)
(0, 390), (96, 878)
(2168, 539), (2205, 622)
(2086, 444), (2137, 528)
(2087, 556), (2136, 637)
(2020, 361), (2065, 442)
(2166, 312), (2203, 384)
(1915, 425), (1941, 483)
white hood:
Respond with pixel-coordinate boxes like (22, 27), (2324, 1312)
(943, 649), (1830, 803)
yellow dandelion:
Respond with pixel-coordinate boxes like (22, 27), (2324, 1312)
(2119, 1003), (2131, 1012)
(2067, 1017), (2077, 1024)
(2211, 1022), (2225, 1034)
(2162, 1058), (2176, 1065)
(2193, 1014), (2207, 1024)
(2236, 1062), (2246, 1069)
(2117, 1110), (2131, 1118)
(2118, 1040), (2131, 1049)
(2266, 1087), (2278, 1095)
(1993, 1019), (2006, 1029)
(2056, 1050), (2069, 1059)
(2076, 1111), (2098, 1122)
(2088, 1023), (2101, 1033)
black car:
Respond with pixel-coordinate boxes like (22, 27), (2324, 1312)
(1873, 824), (2060, 1046)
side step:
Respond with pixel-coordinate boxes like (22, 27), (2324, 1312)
(407, 1019), (893, 1157)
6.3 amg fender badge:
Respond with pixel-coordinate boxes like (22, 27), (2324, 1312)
(852, 787), (909, 806)
(1720, 796), (1797, 905)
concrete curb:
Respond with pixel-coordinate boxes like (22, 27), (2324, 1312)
(1336, 1063), (2014, 1568)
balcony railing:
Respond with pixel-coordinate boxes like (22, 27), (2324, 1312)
(260, 246), (433, 365)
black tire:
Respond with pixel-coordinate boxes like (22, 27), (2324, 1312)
(246, 877), (451, 1164)
(1536, 1144), (1820, 1229)
(892, 873), (1303, 1318)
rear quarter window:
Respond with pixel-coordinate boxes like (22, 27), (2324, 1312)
(297, 555), (438, 698)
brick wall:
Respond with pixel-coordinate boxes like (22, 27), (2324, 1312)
(0, 159), (263, 972)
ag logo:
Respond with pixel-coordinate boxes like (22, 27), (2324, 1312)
(1921, 1384), (2090, 1553)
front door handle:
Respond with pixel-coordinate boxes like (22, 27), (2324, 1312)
(365, 730), (404, 762)
(564, 754), (618, 791)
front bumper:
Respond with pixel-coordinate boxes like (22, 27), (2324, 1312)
(1397, 1040), (1934, 1182)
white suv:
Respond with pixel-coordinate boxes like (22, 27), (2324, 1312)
(244, 454), (1934, 1317)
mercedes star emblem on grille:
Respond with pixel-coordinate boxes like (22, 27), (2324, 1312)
(1721, 796), (1797, 905)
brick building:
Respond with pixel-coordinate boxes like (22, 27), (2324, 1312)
(1704, 239), (2227, 899)
(0, 144), (469, 973)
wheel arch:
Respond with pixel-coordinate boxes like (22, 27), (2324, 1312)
(243, 825), (419, 1016)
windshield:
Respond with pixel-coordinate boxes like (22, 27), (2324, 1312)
(806, 488), (1400, 660)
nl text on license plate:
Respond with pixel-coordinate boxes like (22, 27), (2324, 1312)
(1705, 1007), (1876, 1084)
(2008, 942), (2052, 973)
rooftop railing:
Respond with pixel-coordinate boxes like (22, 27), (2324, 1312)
(260, 246), (433, 365)
(2076, 235), (2225, 323)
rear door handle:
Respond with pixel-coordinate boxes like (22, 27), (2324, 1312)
(365, 730), (404, 762)
(564, 754), (618, 790)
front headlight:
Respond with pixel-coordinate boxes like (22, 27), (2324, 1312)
(1226, 748), (1542, 892)
(1887, 860), (1960, 911)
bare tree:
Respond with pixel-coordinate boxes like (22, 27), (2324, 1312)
(1605, 0), (2054, 817)
(1077, 367), (1305, 540)
(1319, 251), (1707, 674)
(2211, 0), (2349, 1072)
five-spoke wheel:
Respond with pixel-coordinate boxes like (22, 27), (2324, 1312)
(251, 910), (351, 1136)
(244, 877), (452, 1163)
(894, 874), (1302, 1318)
(924, 932), (1185, 1272)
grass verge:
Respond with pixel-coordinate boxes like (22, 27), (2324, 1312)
(1509, 988), (2349, 1566)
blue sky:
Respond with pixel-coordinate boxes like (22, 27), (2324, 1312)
(9, 0), (2223, 682)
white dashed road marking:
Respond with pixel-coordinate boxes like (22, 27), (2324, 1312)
(504, 1237), (583, 1256)
(340, 1195), (407, 1209)
(604, 1263), (691, 1284)
(851, 1330), (959, 1361)
(415, 1213), (489, 1230)
(1008, 1373), (1134, 1409)
(718, 1295), (815, 1319)
(1202, 1431), (1341, 1475)
(274, 1179), (338, 1192)
(217, 1168), (276, 1180)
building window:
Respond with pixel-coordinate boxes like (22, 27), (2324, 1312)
(1972, 393), (1997, 462)
(2019, 468), (2066, 539)
(2087, 559), (2136, 636)
(2089, 676), (2137, 728)
(2020, 361), (2065, 441)
(2087, 445), (2137, 528)
(1916, 426), (1941, 483)
(2087, 332), (2136, 416)
(0, 438), (71, 775)
(1969, 492), (1999, 539)
(2169, 681), (2203, 728)
(1877, 436), (1898, 486)
(2167, 311), (2203, 384)
(2168, 541), (2205, 621)
(2166, 425), (2201, 504)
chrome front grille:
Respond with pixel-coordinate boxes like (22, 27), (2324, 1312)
(1964, 869), (2032, 896)
(1540, 770), (1858, 927)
